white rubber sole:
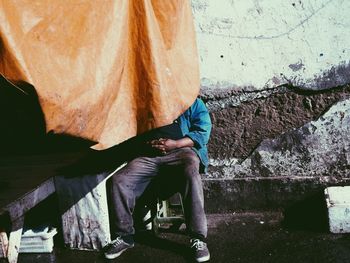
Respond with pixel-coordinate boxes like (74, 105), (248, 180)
(104, 245), (134, 260)
(196, 254), (210, 262)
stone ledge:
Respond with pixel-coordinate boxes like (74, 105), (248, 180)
(203, 177), (350, 213)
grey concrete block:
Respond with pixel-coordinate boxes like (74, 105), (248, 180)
(325, 186), (350, 233)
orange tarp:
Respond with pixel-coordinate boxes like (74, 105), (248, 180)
(0, 0), (200, 149)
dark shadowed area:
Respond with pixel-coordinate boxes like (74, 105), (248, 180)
(13, 212), (350, 263)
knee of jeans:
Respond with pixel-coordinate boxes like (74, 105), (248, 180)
(112, 173), (131, 189)
(182, 151), (200, 170)
(181, 154), (200, 180)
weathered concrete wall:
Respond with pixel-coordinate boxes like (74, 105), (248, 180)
(192, 0), (350, 90)
(202, 95), (350, 211)
(209, 97), (350, 178)
(191, 1), (350, 209)
(207, 86), (350, 172)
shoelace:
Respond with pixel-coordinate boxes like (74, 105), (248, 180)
(111, 237), (124, 247)
(190, 239), (206, 251)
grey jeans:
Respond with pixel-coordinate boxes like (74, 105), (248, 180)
(110, 147), (207, 239)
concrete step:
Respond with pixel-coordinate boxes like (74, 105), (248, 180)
(203, 176), (350, 213)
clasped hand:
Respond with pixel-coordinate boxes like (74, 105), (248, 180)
(148, 138), (178, 155)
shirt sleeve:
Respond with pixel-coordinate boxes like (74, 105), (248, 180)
(185, 99), (212, 149)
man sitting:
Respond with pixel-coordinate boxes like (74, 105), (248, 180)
(104, 98), (212, 262)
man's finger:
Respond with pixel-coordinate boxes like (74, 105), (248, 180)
(151, 140), (166, 146)
(152, 144), (165, 150)
(149, 140), (160, 146)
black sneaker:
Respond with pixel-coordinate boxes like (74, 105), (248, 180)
(190, 238), (210, 262)
(104, 237), (134, 259)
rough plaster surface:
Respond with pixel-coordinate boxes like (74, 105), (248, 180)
(192, 0), (350, 90)
(207, 97), (350, 179)
(206, 85), (350, 161)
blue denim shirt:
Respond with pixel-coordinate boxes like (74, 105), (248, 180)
(178, 98), (212, 173)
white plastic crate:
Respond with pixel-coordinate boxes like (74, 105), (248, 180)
(19, 226), (57, 253)
(325, 186), (350, 233)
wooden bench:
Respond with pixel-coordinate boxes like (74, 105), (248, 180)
(0, 153), (79, 263)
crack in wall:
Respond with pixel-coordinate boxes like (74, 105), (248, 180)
(201, 85), (288, 111)
(196, 0), (336, 40)
(201, 86), (338, 112)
